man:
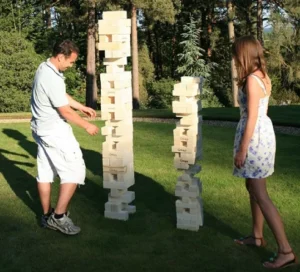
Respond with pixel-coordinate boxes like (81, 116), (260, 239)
(31, 40), (99, 235)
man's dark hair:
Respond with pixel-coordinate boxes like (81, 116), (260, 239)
(52, 40), (79, 57)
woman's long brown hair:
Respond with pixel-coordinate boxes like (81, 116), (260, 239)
(232, 35), (267, 87)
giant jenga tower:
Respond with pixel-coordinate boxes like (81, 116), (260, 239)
(97, 11), (135, 221)
(172, 76), (203, 231)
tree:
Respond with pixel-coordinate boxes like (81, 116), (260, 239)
(177, 16), (215, 78)
(86, 0), (98, 109)
(227, 0), (239, 107)
(0, 31), (43, 112)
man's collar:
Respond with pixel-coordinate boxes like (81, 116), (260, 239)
(46, 58), (65, 79)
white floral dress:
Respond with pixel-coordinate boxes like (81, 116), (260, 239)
(233, 74), (276, 179)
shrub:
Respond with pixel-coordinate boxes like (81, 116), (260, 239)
(0, 31), (43, 112)
(147, 78), (176, 109)
(201, 86), (224, 108)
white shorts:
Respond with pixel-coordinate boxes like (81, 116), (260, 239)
(32, 123), (86, 185)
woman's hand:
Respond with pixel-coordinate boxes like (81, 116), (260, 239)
(234, 150), (247, 169)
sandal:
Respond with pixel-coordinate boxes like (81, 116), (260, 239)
(263, 250), (298, 269)
(234, 235), (267, 248)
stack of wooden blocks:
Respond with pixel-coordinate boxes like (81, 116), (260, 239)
(97, 11), (135, 221)
(172, 76), (204, 231)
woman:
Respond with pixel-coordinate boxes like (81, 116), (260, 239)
(232, 35), (297, 269)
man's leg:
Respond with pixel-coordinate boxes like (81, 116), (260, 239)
(45, 127), (85, 235)
(47, 182), (81, 235)
(35, 136), (57, 227)
(55, 183), (77, 214)
(38, 182), (52, 214)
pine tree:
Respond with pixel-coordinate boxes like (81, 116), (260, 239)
(176, 16), (215, 78)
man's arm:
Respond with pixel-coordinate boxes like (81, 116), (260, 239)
(66, 93), (83, 110)
(57, 105), (98, 135)
(66, 93), (97, 118)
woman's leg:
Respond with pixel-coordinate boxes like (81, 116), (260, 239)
(235, 179), (265, 246)
(248, 178), (265, 242)
(248, 178), (295, 268)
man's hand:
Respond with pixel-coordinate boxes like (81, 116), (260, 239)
(85, 123), (99, 136)
(234, 150), (247, 169)
(80, 106), (97, 118)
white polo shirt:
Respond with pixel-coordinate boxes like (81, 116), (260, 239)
(31, 59), (69, 136)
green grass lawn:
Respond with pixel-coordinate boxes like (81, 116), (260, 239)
(0, 122), (299, 272)
(132, 105), (300, 127)
(2, 105), (300, 127)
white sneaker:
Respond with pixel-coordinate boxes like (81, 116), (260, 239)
(47, 214), (81, 235)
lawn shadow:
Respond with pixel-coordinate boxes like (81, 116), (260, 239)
(2, 128), (36, 158)
(1, 129), (42, 224)
(0, 148), (39, 216)
(81, 147), (271, 251)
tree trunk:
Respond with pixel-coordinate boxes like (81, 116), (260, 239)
(131, 4), (140, 109)
(45, 5), (52, 28)
(246, 2), (255, 35)
(227, 0), (239, 107)
(86, 0), (98, 109)
(207, 6), (213, 58)
(257, 0), (264, 46)
(171, 24), (176, 78)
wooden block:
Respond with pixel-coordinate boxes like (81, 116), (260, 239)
(101, 121), (133, 137)
(172, 143), (196, 153)
(100, 72), (131, 81)
(99, 35), (112, 43)
(97, 41), (129, 51)
(176, 178), (202, 193)
(112, 35), (130, 42)
(110, 189), (127, 197)
(173, 134), (199, 147)
(102, 153), (134, 167)
(99, 19), (131, 28)
(181, 76), (200, 83)
(114, 79), (132, 89)
(172, 101), (198, 114)
(176, 198), (201, 209)
(126, 205), (136, 214)
(103, 177), (134, 190)
(174, 160), (189, 170)
(98, 25), (131, 35)
(104, 170), (134, 183)
(105, 202), (122, 212)
(103, 57), (127, 65)
(100, 80), (132, 91)
(109, 191), (135, 203)
(177, 224), (199, 231)
(103, 166), (128, 173)
(179, 96), (198, 103)
(173, 83), (200, 96)
(102, 11), (127, 20)
(101, 88), (132, 105)
(112, 50), (131, 58)
(176, 211), (201, 226)
(175, 182), (200, 198)
(102, 152), (134, 167)
(101, 87), (132, 96)
(101, 109), (132, 121)
(106, 65), (125, 73)
(173, 152), (196, 165)
(180, 115), (199, 126)
(101, 104), (132, 118)
(104, 210), (129, 221)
